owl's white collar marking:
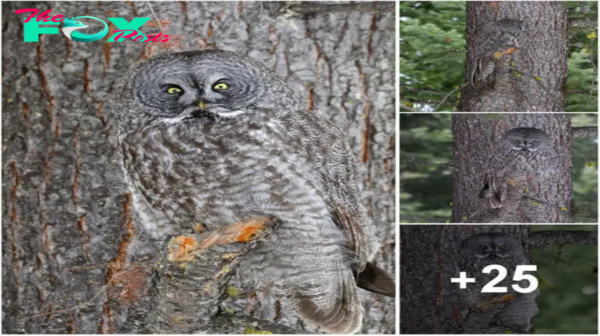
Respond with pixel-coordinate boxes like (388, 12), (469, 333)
(215, 109), (246, 118)
(511, 147), (537, 152)
(159, 115), (188, 124)
(157, 107), (246, 124)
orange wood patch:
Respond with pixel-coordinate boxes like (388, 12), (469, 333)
(167, 217), (272, 263)
(232, 217), (270, 243)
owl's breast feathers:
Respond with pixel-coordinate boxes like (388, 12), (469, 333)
(120, 109), (394, 292)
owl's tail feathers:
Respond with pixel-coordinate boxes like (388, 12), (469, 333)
(296, 276), (363, 334)
(356, 262), (395, 297)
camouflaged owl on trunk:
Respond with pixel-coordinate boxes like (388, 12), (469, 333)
(469, 19), (526, 87)
(479, 127), (557, 211)
(115, 50), (394, 334)
(458, 233), (539, 333)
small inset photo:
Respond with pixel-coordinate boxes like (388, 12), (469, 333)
(400, 1), (598, 112)
(400, 113), (598, 223)
(400, 224), (598, 334)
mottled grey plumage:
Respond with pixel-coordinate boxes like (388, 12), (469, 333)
(459, 233), (539, 333)
(479, 127), (554, 209)
(115, 50), (393, 334)
(469, 19), (526, 86)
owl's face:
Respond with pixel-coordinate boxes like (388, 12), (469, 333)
(471, 240), (512, 258)
(502, 127), (549, 152)
(118, 50), (299, 128)
(498, 19), (526, 35)
(464, 233), (518, 259)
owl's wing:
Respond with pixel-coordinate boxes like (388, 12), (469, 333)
(479, 152), (504, 207)
(281, 109), (395, 323)
(312, 113), (396, 298)
(481, 148), (529, 208)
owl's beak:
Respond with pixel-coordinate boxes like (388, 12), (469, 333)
(197, 100), (207, 110)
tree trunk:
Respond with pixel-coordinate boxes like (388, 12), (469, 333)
(2, 1), (395, 333)
(458, 1), (568, 112)
(451, 113), (573, 223)
(400, 225), (532, 334)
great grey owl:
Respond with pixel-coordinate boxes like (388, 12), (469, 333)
(114, 50), (394, 334)
(479, 127), (554, 209)
(469, 19), (526, 86)
(458, 232), (539, 333)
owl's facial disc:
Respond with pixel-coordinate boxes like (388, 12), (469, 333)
(131, 59), (266, 123)
(150, 75), (259, 123)
(127, 50), (301, 127)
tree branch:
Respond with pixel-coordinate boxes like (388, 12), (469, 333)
(400, 103), (419, 112)
(572, 126), (597, 139)
(401, 86), (450, 96)
(434, 85), (463, 112)
(405, 156), (454, 169)
(530, 230), (597, 246)
(119, 218), (283, 333)
(405, 99), (455, 107)
(569, 18), (597, 29)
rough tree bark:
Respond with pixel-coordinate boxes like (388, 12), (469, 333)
(400, 225), (598, 334)
(451, 113), (574, 223)
(2, 1), (395, 333)
(458, 1), (568, 112)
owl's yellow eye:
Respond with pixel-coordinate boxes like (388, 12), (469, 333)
(213, 83), (229, 90)
(167, 87), (183, 94)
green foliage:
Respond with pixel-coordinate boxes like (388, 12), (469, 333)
(531, 225), (598, 334)
(566, 50), (598, 112)
(571, 114), (598, 220)
(559, 0), (598, 111)
(400, 114), (597, 223)
(400, 2), (466, 111)
(400, 1), (598, 112)
(400, 114), (453, 221)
